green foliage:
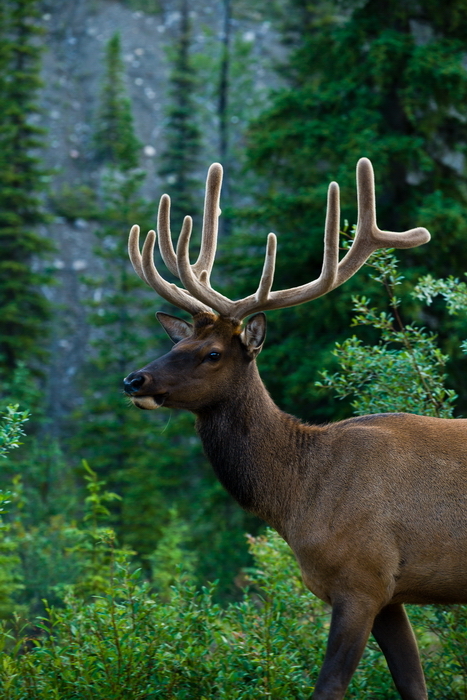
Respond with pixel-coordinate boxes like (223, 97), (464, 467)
(2, 522), (466, 698)
(0, 0), (53, 370)
(317, 247), (457, 417)
(94, 32), (142, 171)
(0, 406), (28, 618)
(0, 481), (24, 620)
(230, 0), (467, 420)
(408, 604), (467, 697)
(249, 0), (467, 242)
(0, 401), (27, 618)
(70, 31), (171, 562)
(1, 454), (128, 616)
(50, 184), (99, 223)
(0, 405), (29, 459)
(69, 30), (155, 462)
(0, 370), (80, 618)
(0, 362), (75, 528)
(64, 460), (126, 599)
(415, 273), (467, 328)
(0, 530), (325, 699)
(148, 507), (197, 600)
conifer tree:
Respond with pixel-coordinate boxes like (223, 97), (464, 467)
(217, 0), (232, 237)
(73, 32), (165, 550)
(247, 0), (467, 267)
(227, 0), (467, 420)
(94, 33), (141, 171)
(0, 0), (52, 371)
(158, 0), (202, 232)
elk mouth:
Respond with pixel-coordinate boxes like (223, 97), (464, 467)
(131, 393), (168, 410)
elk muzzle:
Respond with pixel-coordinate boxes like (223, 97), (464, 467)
(123, 371), (167, 410)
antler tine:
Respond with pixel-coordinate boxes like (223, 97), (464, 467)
(134, 227), (211, 316)
(176, 211), (234, 316)
(128, 225), (149, 285)
(335, 158), (430, 286)
(192, 163), (223, 280)
(233, 179), (341, 318)
(157, 194), (179, 277)
(158, 165), (222, 284)
(320, 181), (341, 287)
(255, 233), (277, 304)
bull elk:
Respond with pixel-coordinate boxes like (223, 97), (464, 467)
(123, 159), (467, 700)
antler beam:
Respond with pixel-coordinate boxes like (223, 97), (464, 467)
(129, 159), (430, 320)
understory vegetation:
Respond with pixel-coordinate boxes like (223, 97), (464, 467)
(2, 250), (467, 698)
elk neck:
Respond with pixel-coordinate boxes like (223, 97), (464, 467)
(195, 359), (322, 535)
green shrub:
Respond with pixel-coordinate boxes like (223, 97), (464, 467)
(0, 529), (324, 699)
(0, 405), (28, 459)
(317, 246), (457, 418)
(0, 406), (28, 618)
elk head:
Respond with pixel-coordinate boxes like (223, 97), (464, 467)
(123, 159), (430, 413)
(124, 311), (266, 412)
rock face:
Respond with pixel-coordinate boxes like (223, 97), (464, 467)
(37, 0), (282, 431)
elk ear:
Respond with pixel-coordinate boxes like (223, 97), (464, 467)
(241, 312), (267, 358)
(156, 312), (193, 343)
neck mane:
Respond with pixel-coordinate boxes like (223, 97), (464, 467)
(195, 361), (321, 532)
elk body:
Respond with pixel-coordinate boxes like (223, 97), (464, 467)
(123, 159), (467, 700)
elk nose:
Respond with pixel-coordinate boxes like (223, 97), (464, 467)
(123, 372), (146, 395)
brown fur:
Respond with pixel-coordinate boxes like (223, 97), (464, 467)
(124, 314), (467, 700)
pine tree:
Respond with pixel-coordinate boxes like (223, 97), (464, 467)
(0, 0), (52, 371)
(73, 32), (165, 549)
(225, 0), (467, 420)
(158, 0), (202, 232)
(248, 0), (467, 266)
(94, 33), (141, 171)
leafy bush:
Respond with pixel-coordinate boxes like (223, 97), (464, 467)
(317, 247), (456, 417)
(0, 405), (28, 459)
(0, 406), (28, 618)
(0, 529), (315, 699)
(0, 525), (409, 699)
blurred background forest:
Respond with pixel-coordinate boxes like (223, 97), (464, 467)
(2, 0), (467, 639)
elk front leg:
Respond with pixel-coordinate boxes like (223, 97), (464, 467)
(312, 596), (378, 700)
(371, 603), (428, 700)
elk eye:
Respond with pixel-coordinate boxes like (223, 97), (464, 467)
(205, 351), (221, 362)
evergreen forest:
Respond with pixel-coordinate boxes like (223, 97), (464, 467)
(1, 0), (467, 697)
